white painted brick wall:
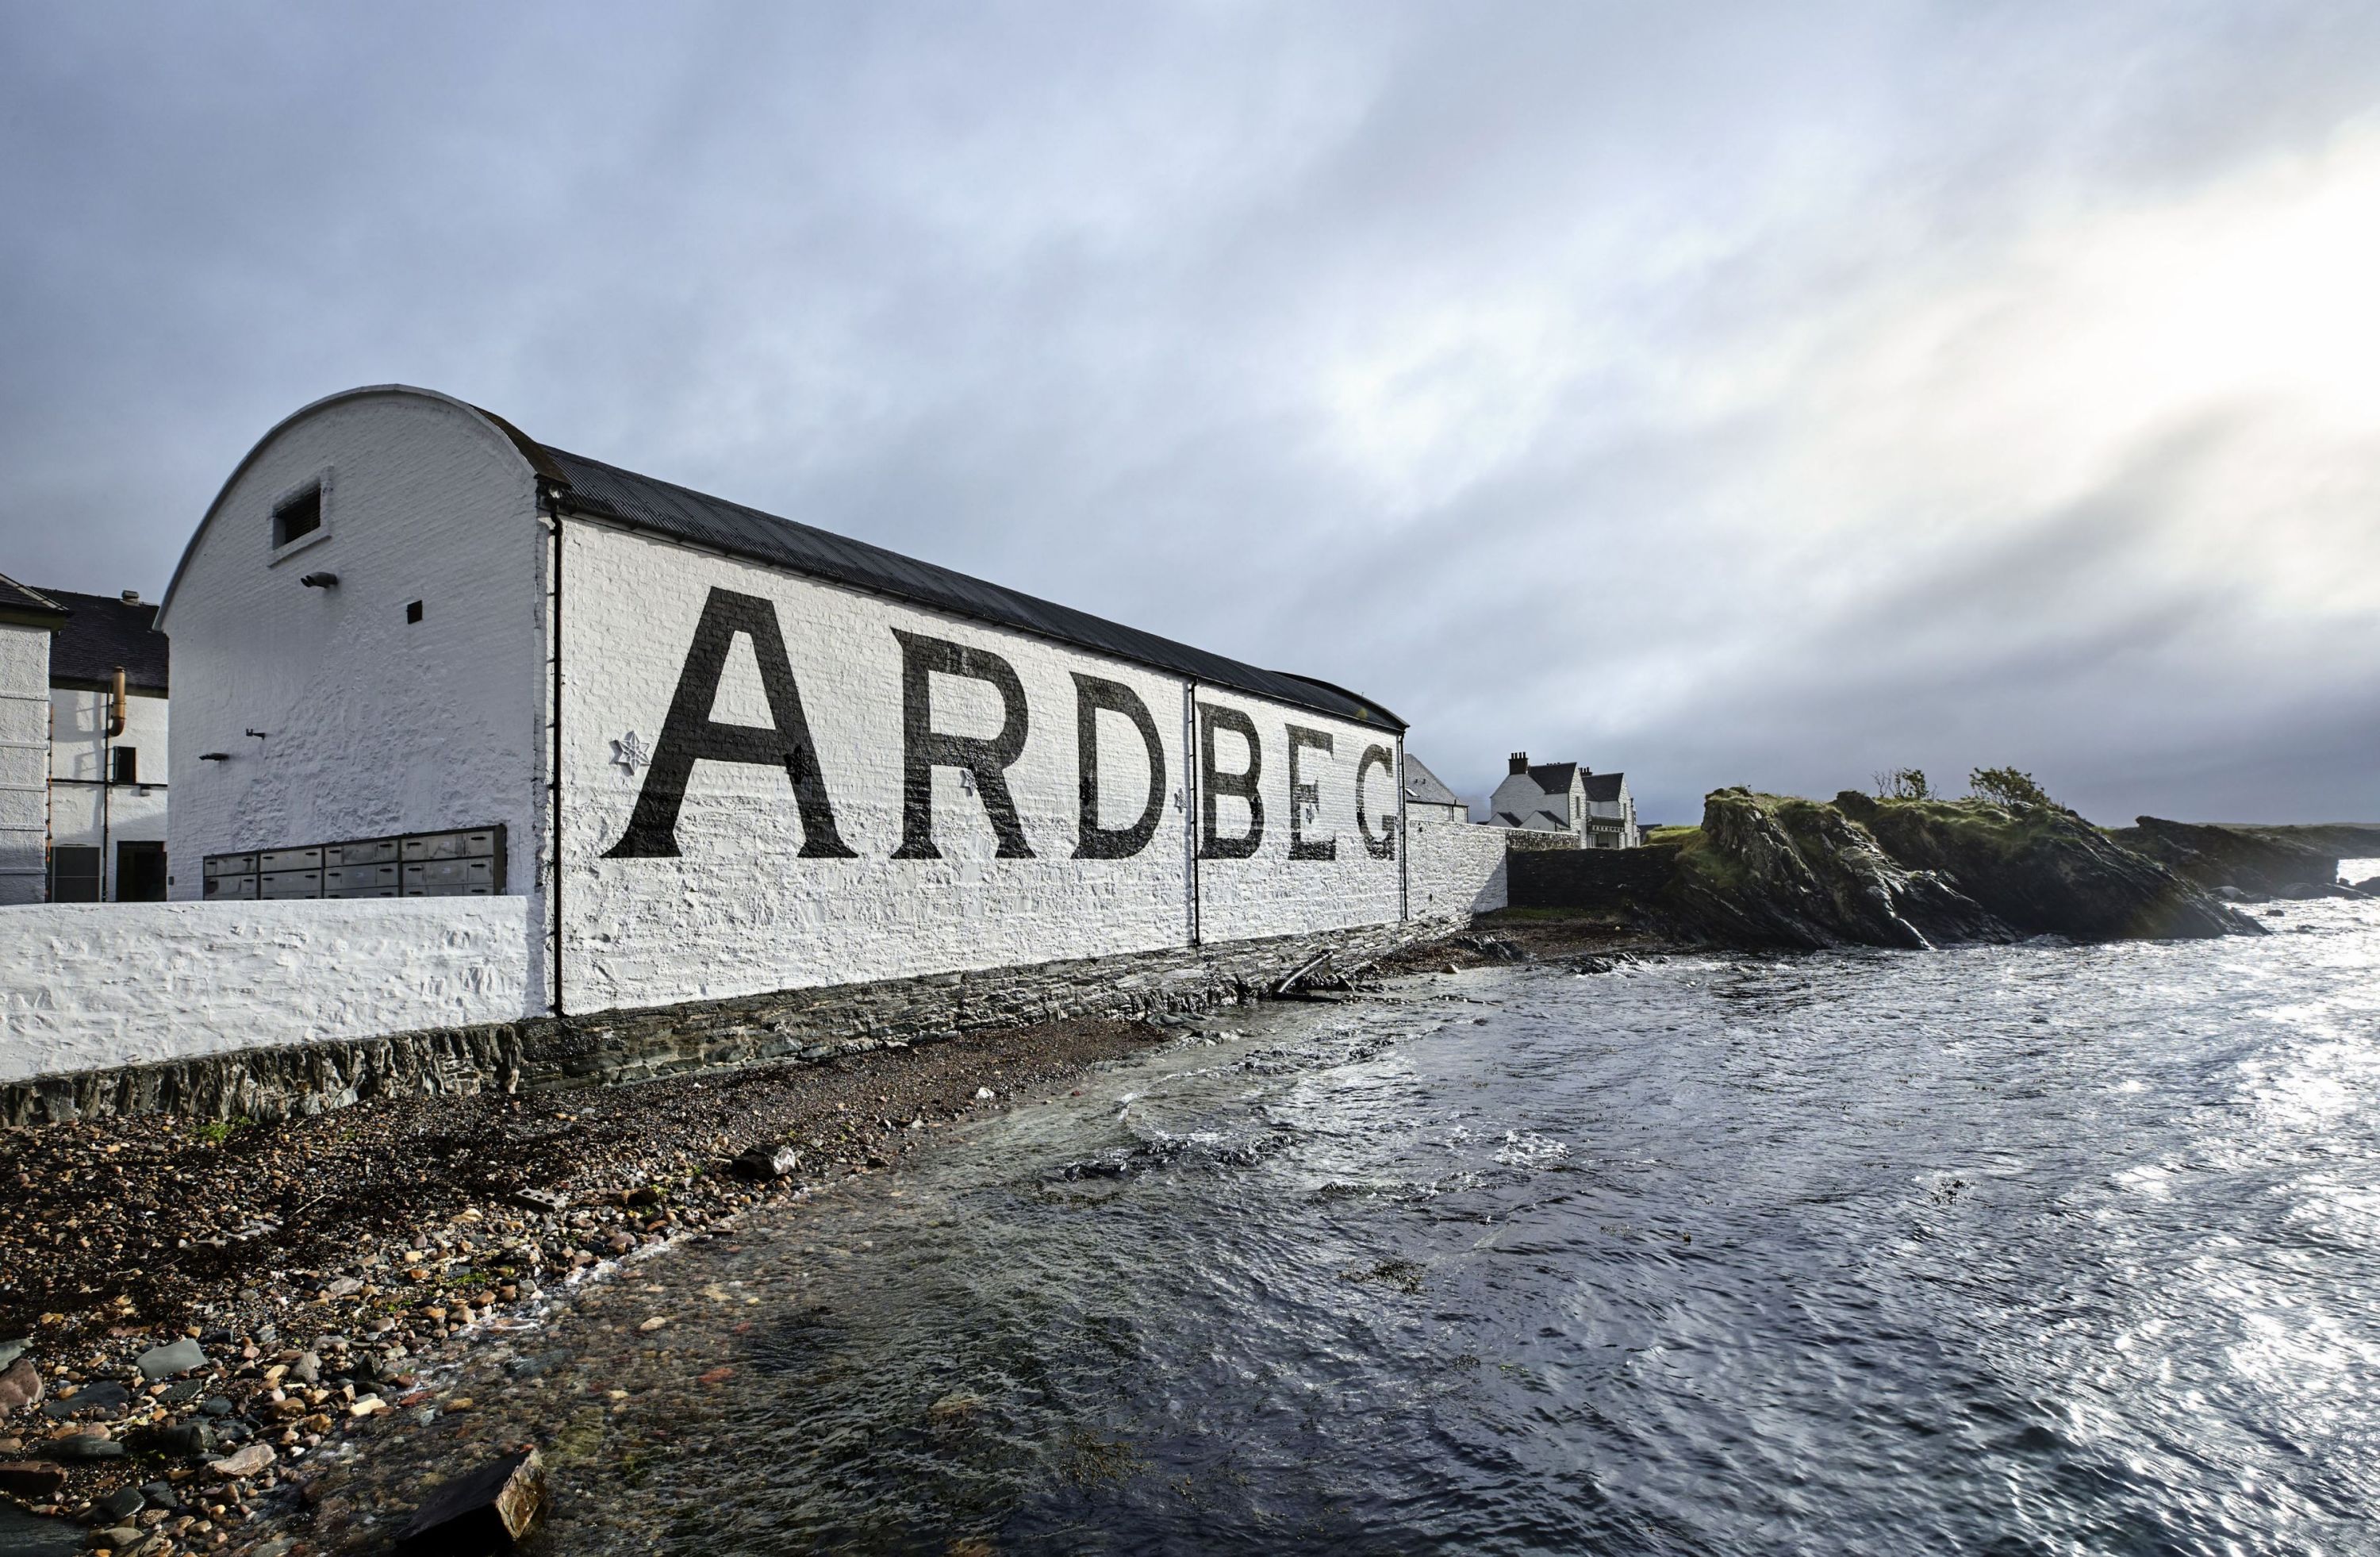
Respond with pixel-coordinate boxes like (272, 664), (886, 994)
(559, 526), (1196, 1008)
(159, 390), (543, 906)
(0, 897), (533, 1083)
(558, 524), (1406, 1010)
(1185, 691), (1403, 944)
(1408, 821), (1508, 917)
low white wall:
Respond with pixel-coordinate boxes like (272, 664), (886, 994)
(0, 897), (534, 1084)
(1409, 821), (1507, 917)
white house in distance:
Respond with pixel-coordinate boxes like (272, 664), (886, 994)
(154, 385), (1422, 1019)
(1401, 753), (1468, 825)
(1487, 752), (1641, 848)
(0, 575), (170, 902)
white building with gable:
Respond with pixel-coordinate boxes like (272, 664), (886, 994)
(1486, 752), (1640, 848)
(153, 385), (1427, 1021)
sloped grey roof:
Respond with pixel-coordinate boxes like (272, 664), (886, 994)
(538, 445), (1403, 732)
(1581, 771), (1626, 802)
(1401, 753), (1462, 808)
(1526, 761), (1579, 794)
(0, 571), (67, 623)
(33, 587), (169, 692)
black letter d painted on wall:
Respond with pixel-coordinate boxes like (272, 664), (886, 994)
(1073, 674), (1165, 859)
(604, 588), (856, 859)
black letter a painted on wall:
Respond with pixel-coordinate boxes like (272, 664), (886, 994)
(604, 588), (857, 860)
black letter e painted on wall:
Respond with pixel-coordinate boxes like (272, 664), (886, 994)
(1073, 674), (1165, 859)
(1287, 725), (1337, 861)
(892, 629), (1034, 859)
(604, 588), (856, 859)
(1198, 703), (1264, 859)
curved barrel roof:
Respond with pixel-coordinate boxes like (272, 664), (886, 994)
(156, 386), (1403, 733)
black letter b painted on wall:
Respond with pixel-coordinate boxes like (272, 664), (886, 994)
(892, 629), (1034, 860)
(604, 588), (856, 860)
(1073, 674), (1165, 859)
(1198, 703), (1264, 859)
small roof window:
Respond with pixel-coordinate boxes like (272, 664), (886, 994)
(273, 484), (323, 548)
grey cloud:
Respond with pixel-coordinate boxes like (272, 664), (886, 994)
(4, 1), (2377, 825)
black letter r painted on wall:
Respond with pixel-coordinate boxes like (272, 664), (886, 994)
(892, 629), (1035, 859)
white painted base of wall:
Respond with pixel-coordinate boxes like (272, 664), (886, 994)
(1, 828), (1508, 1091)
(0, 897), (535, 1083)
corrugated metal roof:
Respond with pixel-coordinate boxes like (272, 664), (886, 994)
(36, 588), (170, 691)
(537, 445), (1403, 732)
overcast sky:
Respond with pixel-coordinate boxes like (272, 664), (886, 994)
(3, 3), (2375, 824)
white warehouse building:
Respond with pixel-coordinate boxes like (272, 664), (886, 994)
(152, 385), (1469, 1028)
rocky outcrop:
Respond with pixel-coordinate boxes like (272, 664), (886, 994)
(1848, 796), (2257, 940)
(1662, 790), (2011, 950)
(2106, 817), (2343, 898)
(1649, 790), (2261, 951)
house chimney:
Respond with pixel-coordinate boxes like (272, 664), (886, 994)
(120, 590), (140, 605)
(1509, 752), (1529, 775)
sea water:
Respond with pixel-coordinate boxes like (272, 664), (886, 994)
(483, 882), (2379, 1555)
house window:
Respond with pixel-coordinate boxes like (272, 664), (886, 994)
(113, 746), (138, 785)
(273, 484), (324, 548)
(406, 599), (424, 624)
(49, 847), (101, 902)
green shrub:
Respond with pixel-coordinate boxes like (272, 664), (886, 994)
(1968, 766), (2052, 809)
(1873, 768), (1930, 801)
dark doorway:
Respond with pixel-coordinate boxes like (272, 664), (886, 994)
(117, 841), (167, 902)
(49, 846), (100, 902)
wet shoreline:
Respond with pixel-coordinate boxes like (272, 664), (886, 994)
(0, 1015), (1194, 1554)
(217, 963), (1539, 1554)
(2, 920), (1657, 1552)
